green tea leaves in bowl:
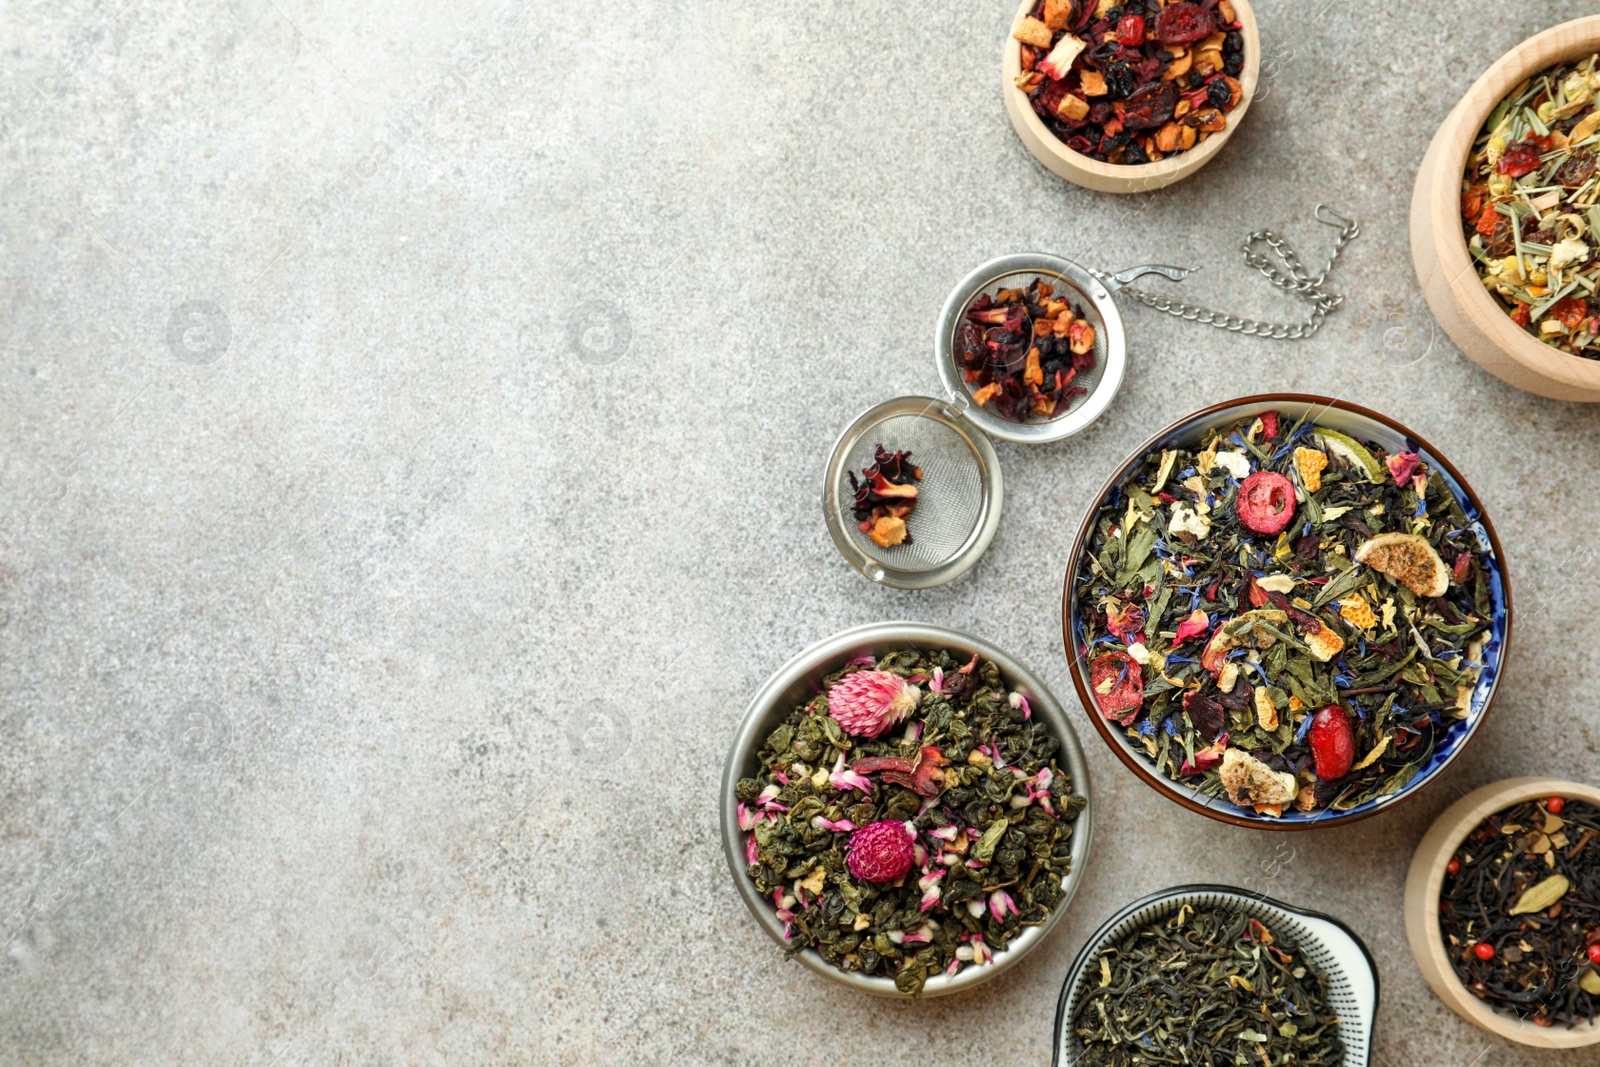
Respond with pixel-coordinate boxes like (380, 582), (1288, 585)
(1071, 902), (1345, 1065)
(734, 648), (1086, 996)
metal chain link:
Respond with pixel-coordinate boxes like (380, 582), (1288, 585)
(1092, 205), (1361, 340)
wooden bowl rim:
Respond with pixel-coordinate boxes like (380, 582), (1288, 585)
(1059, 393), (1514, 831)
(1427, 16), (1600, 390)
(1403, 776), (1600, 1047)
(1002, 0), (1261, 185)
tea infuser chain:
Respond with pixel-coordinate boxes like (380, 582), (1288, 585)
(1090, 205), (1361, 340)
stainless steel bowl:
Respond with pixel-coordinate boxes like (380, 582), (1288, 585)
(720, 621), (1094, 997)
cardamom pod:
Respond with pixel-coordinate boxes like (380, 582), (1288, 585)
(1581, 969), (1600, 996)
(1507, 874), (1570, 916)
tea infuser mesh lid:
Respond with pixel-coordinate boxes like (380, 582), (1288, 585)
(823, 396), (1002, 590)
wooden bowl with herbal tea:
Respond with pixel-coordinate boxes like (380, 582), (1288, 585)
(720, 622), (1093, 997)
(1003, 0), (1260, 194)
(1405, 777), (1600, 1048)
(1412, 16), (1600, 401)
(1062, 395), (1511, 830)
(1054, 884), (1378, 1066)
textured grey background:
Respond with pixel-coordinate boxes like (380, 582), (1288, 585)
(1, 0), (1598, 1064)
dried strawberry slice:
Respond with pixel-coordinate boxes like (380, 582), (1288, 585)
(1089, 651), (1142, 725)
(1308, 705), (1354, 780)
(1236, 471), (1297, 535)
(1155, 2), (1215, 46)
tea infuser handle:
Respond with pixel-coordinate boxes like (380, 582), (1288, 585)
(1091, 205), (1362, 341)
(1100, 264), (1193, 292)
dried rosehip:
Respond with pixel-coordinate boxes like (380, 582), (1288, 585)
(1121, 80), (1177, 130)
(1496, 137), (1550, 178)
(1236, 471), (1297, 535)
(1550, 295), (1588, 328)
(1155, 2), (1214, 46)
(1115, 14), (1145, 46)
(1308, 705), (1355, 780)
(1089, 650), (1142, 725)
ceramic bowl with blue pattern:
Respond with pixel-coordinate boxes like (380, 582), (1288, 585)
(1060, 395), (1512, 829)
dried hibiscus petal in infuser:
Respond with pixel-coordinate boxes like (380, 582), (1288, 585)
(959, 278), (1095, 423)
(848, 444), (922, 548)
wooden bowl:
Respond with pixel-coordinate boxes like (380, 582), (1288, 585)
(1002, 0), (1260, 194)
(1411, 17), (1600, 402)
(1403, 777), (1600, 1048)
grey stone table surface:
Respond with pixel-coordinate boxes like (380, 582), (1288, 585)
(2, 0), (1599, 1063)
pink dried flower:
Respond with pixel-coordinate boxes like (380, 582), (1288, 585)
(846, 820), (915, 883)
(827, 671), (922, 739)
(1386, 451), (1421, 486)
(1008, 691), (1032, 720)
(1179, 734), (1229, 776)
(1174, 608), (1210, 645)
(988, 889), (1018, 923)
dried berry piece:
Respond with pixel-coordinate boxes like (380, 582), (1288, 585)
(1236, 471), (1297, 535)
(1554, 150), (1597, 188)
(1089, 650), (1142, 725)
(849, 445), (922, 549)
(1155, 2), (1215, 46)
(1308, 704), (1355, 780)
(1122, 80), (1178, 130)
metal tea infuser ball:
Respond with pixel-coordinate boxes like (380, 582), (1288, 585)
(822, 207), (1360, 590)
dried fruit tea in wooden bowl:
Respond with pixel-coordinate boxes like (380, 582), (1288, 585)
(1003, 0), (1260, 193)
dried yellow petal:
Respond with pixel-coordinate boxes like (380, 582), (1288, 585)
(1351, 733), (1389, 771)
